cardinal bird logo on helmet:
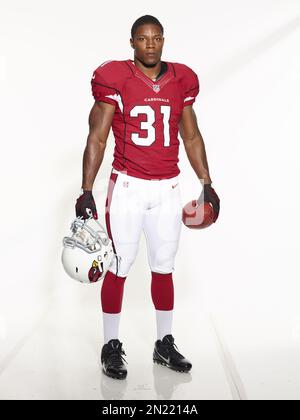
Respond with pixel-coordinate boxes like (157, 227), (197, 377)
(88, 260), (104, 283)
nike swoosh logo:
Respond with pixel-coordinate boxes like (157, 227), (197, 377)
(157, 351), (170, 364)
(172, 183), (179, 189)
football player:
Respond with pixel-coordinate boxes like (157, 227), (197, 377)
(75, 15), (220, 380)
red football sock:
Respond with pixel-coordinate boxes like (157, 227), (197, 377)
(101, 270), (126, 314)
(151, 271), (174, 311)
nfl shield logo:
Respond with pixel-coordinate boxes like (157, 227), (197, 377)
(153, 84), (160, 93)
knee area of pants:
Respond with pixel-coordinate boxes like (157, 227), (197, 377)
(109, 267), (129, 278)
(110, 259), (135, 278)
(148, 245), (178, 270)
(150, 258), (175, 275)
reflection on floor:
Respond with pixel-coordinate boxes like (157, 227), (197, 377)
(0, 280), (233, 400)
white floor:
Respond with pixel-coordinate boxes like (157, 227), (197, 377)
(0, 277), (233, 400)
(1, 233), (300, 400)
(1, 229), (300, 400)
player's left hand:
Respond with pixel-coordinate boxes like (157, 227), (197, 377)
(197, 184), (220, 223)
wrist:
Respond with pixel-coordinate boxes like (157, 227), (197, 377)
(199, 178), (212, 186)
(80, 188), (92, 195)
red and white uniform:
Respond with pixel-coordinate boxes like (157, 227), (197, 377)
(91, 59), (200, 279)
(91, 59), (199, 180)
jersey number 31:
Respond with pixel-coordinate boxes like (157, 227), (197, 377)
(130, 105), (171, 147)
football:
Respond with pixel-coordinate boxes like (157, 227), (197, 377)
(182, 200), (215, 229)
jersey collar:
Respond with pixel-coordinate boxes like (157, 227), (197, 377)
(126, 59), (173, 93)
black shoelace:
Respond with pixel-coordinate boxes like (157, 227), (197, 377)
(164, 340), (184, 359)
(108, 347), (128, 366)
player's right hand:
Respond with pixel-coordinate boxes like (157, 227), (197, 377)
(197, 184), (220, 223)
(75, 190), (98, 220)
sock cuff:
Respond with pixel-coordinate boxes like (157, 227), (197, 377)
(151, 271), (172, 280)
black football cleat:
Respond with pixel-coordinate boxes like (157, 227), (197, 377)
(153, 334), (192, 373)
(101, 339), (128, 380)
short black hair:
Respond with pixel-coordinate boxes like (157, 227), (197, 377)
(131, 15), (164, 39)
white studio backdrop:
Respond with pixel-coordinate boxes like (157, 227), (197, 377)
(0, 0), (300, 400)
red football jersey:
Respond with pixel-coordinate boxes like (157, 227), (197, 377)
(91, 59), (199, 180)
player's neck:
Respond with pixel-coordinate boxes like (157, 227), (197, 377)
(133, 58), (162, 81)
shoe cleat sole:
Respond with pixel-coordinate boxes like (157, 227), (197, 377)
(153, 358), (190, 373)
(102, 368), (127, 380)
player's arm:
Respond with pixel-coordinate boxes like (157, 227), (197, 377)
(82, 101), (115, 190)
(76, 101), (115, 219)
(179, 105), (211, 185)
(179, 105), (220, 222)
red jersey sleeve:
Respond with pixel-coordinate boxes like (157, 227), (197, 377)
(183, 67), (200, 107)
(174, 63), (200, 107)
(91, 61), (120, 107)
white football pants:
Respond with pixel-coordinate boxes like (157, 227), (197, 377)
(105, 168), (183, 278)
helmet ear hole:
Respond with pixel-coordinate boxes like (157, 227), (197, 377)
(76, 267), (78, 273)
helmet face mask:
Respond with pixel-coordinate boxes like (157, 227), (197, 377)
(62, 217), (114, 284)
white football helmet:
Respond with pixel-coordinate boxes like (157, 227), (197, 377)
(62, 217), (114, 284)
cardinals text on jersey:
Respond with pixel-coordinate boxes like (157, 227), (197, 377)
(91, 59), (200, 180)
